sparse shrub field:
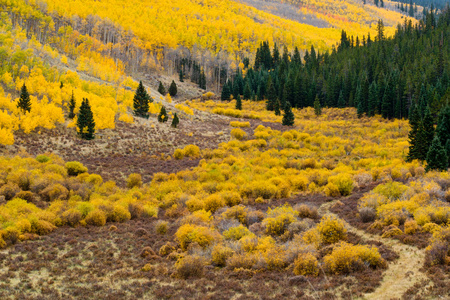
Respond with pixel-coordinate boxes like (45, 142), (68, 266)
(1, 104), (448, 299)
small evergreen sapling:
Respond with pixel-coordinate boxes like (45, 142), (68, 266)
(158, 81), (166, 95)
(77, 98), (95, 140)
(282, 102), (295, 126)
(133, 81), (151, 118)
(17, 83), (31, 113)
(426, 136), (448, 172)
(171, 113), (179, 128)
(314, 96), (322, 116)
(235, 94), (242, 110)
(68, 91), (76, 119)
(169, 80), (178, 97)
(158, 106), (168, 123)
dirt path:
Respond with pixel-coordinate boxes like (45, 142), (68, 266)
(318, 200), (429, 300)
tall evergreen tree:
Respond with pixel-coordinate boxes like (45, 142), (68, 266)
(368, 82), (378, 116)
(266, 76), (277, 111)
(436, 105), (450, 147)
(274, 99), (281, 116)
(17, 83), (31, 113)
(221, 81), (231, 101)
(133, 81), (151, 118)
(282, 102), (295, 126)
(158, 106), (168, 123)
(68, 90), (76, 119)
(77, 98), (95, 140)
(421, 107), (435, 158)
(179, 69), (184, 82)
(407, 104), (421, 161)
(171, 113), (179, 128)
(158, 81), (166, 95)
(199, 70), (206, 89)
(235, 94), (242, 110)
(337, 90), (345, 108)
(314, 96), (322, 116)
(169, 80), (178, 97)
(426, 136), (448, 171)
(243, 81), (252, 100)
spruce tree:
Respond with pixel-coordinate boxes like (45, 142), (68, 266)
(426, 136), (448, 172)
(243, 81), (251, 100)
(199, 70), (206, 89)
(314, 96), (321, 116)
(407, 105), (421, 162)
(274, 99), (281, 116)
(436, 105), (450, 147)
(282, 102), (295, 126)
(158, 81), (166, 95)
(337, 90), (345, 108)
(368, 82), (378, 116)
(266, 76), (277, 111)
(179, 69), (184, 82)
(169, 80), (177, 97)
(68, 90), (76, 119)
(235, 94), (242, 110)
(171, 113), (179, 128)
(77, 98), (95, 140)
(133, 81), (151, 118)
(158, 106), (168, 123)
(221, 81), (231, 101)
(421, 107), (435, 158)
(17, 83), (31, 113)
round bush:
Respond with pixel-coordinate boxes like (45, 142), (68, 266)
(127, 173), (142, 189)
(231, 128), (247, 140)
(317, 215), (347, 244)
(85, 209), (107, 226)
(293, 253), (319, 276)
(62, 208), (83, 227)
(65, 161), (88, 176)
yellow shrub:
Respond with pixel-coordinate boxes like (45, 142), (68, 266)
(175, 224), (219, 250)
(422, 223), (441, 233)
(328, 174), (354, 196)
(324, 182), (341, 197)
(230, 121), (250, 128)
(264, 213), (297, 236)
(86, 174), (103, 186)
(204, 194), (225, 213)
(317, 215), (347, 244)
(127, 173), (142, 189)
(324, 242), (385, 274)
(223, 225), (254, 240)
(155, 220), (168, 234)
(173, 149), (184, 160)
(211, 244), (234, 267)
(221, 191), (242, 206)
(110, 205), (131, 222)
(85, 209), (107, 226)
(222, 205), (248, 225)
(373, 181), (408, 200)
(290, 176), (309, 191)
(65, 161), (88, 176)
(226, 253), (256, 270)
(61, 208), (83, 226)
(176, 255), (205, 279)
(293, 253), (319, 276)
(186, 197), (204, 212)
(183, 145), (200, 158)
(231, 128), (247, 140)
(404, 219), (419, 235)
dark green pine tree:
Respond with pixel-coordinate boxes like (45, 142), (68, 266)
(368, 81), (378, 117)
(436, 105), (450, 148)
(421, 107), (435, 159)
(282, 101), (295, 126)
(274, 99), (281, 116)
(77, 98), (95, 140)
(158, 81), (166, 95)
(314, 96), (321, 116)
(235, 94), (242, 110)
(171, 113), (179, 128)
(199, 70), (206, 90)
(17, 83), (31, 113)
(266, 76), (277, 111)
(169, 80), (178, 97)
(337, 90), (345, 108)
(68, 90), (76, 119)
(179, 69), (184, 82)
(243, 81), (252, 100)
(133, 81), (151, 118)
(446, 140), (450, 168)
(407, 104), (421, 162)
(426, 136), (448, 172)
(221, 81), (231, 101)
(158, 106), (168, 123)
